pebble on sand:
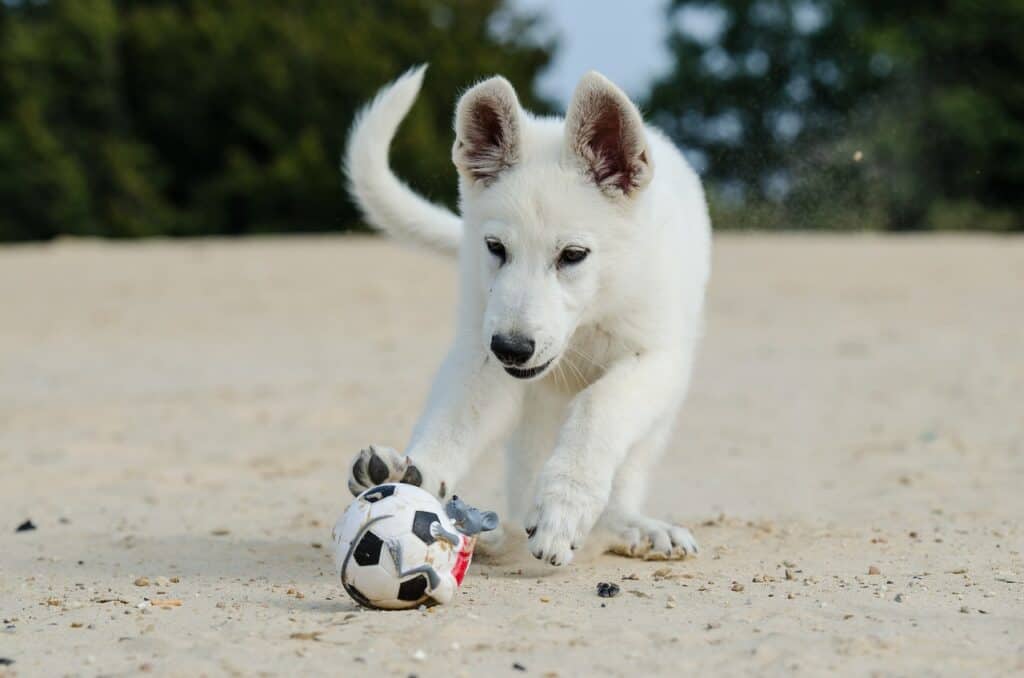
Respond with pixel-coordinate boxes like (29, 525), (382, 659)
(15, 520), (36, 533)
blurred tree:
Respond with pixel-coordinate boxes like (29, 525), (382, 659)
(0, 0), (554, 240)
(647, 0), (1024, 231)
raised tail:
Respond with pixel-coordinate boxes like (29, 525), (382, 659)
(344, 65), (462, 256)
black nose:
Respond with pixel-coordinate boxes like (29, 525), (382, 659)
(490, 333), (535, 366)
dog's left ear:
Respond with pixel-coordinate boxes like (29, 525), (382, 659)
(453, 76), (522, 186)
(564, 71), (653, 199)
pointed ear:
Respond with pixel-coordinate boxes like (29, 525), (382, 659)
(564, 71), (653, 198)
(452, 76), (522, 185)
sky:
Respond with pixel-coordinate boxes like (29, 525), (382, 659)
(511, 0), (674, 105)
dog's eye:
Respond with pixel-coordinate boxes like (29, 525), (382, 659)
(485, 238), (506, 264)
(557, 246), (589, 268)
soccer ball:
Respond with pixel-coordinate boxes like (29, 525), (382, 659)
(332, 483), (461, 610)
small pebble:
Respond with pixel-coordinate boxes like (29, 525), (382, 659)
(731, 582), (745, 592)
(959, 605), (970, 613)
(134, 577), (150, 587)
(596, 582), (620, 598)
(894, 593), (904, 603)
(513, 663), (527, 672)
(15, 520), (36, 533)
(868, 566), (881, 575)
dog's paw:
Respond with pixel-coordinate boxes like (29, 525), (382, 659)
(348, 445), (438, 496)
(524, 479), (602, 566)
(602, 512), (699, 560)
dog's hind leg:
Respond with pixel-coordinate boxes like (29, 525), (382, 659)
(596, 421), (699, 560)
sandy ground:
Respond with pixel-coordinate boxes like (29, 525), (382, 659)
(1, 234), (1022, 677)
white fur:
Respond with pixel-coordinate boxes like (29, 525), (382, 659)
(345, 66), (711, 566)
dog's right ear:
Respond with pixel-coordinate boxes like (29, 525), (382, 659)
(452, 77), (522, 186)
(564, 71), (653, 199)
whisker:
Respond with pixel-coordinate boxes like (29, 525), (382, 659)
(564, 353), (587, 386)
(566, 345), (608, 372)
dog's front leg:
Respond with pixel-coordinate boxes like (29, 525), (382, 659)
(525, 351), (683, 565)
(349, 345), (523, 499)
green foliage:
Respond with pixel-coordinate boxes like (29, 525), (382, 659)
(648, 0), (1024, 231)
(3, 1), (1020, 238)
(0, 0), (553, 240)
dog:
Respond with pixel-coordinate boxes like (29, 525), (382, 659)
(344, 65), (711, 566)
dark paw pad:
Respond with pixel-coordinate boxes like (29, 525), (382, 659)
(400, 464), (422, 486)
(367, 451), (390, 485)
(352, 458), (371, 488)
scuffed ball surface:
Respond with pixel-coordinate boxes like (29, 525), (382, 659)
(332, 483), (459, 610)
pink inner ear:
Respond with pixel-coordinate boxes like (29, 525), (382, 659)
(460, 99), (509, 182)
(584, 99), (640, 194)
(472, 102), (505, 150)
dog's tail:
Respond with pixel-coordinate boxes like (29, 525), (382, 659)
(344, 64), (462, 256)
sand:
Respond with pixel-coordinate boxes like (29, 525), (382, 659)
(1, 234), (1022, 676)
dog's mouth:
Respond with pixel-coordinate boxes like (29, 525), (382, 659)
(503, 358), (554, 380)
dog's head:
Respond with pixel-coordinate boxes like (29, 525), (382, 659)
(452, 72), (653, 380)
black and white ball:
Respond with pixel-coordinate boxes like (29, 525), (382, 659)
(332, 483), (459, 610)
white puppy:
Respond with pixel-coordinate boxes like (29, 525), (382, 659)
(345, 66), (711, 566)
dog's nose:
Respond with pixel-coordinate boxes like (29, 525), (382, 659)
(490, 333), (535, 366)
